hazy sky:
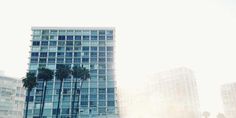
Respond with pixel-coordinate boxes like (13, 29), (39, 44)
(0, 0), (236, 117)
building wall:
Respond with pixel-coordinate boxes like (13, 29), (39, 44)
(25, 27), (118, 118)
(0, 76), (25, 118)
(221, 82), (236, 118)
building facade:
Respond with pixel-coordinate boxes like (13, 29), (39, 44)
(221, 82), (236, 118)
(0, 75), (25, 118)
(25, 27), (118, 118)
(148, 67), (201, 118)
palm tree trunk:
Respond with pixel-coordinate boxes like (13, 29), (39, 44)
(71, 77), (78, 118)
(39, 81), (45, 117)
(40, 81), (47, 118)
(25, 89), (30, 118)
(56, 80), (63, 118)
(75, 79), (84, 118)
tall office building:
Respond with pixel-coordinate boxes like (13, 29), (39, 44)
(148, 67), (201, 118)
(221, 82), (236, 118)
(25, 27), (118, 118)
(0, 75), (25, 118)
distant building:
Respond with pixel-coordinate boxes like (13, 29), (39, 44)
(148, 67), (201, 118)
(0, 75), (25, 118)
(221, 82), (236, 118)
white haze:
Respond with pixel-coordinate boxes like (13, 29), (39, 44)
(0, 0), (236, 117)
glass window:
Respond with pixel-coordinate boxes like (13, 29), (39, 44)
(90, 101), (97, 107)
(99, 52), (105, 57)
(30, 58), (38, 63)
(107, 46), (113, 51)
(74, 41), (81, 46)
(107, 36), (113, 40)
(81, 95), (88, 101)
(75, 35), (81, 40)
(39, 58), (47, 63)
(67, 36), (73, 40)
(99, 47), (105, 51)
(66, 41), (73, 46)
(99, 94), (105, 100)
(99, 36), (105, 40)
(99, 30), (105, 35)
(90, 58), (97, 62)
(40, 52), (47, 57)
(49, 41), (57, 46)
(91, 47), (97, 51)
(81, 101), (88, 107)
(66, 58), (72, 63)
(82, 46), (89, 51)
(41, 41), (48, 46)
(31, 52), (39, 57)
(99, 101), (106, 106)
(107, 101), (115, 106)
(58, 36), (65, 40)
(90, 52), (97, 58)
(90, 94), (97, 101)
(91, 36), (97, 40)
(74, 58), (80, 63)
(66, 47), (73, 51)
(99, 88), (106, 93)
(74, 52), (81, 57)
(91, 30), (97, 35)
(57, 58), (64, 63)
(66, 52), (73, 57)
(107, 88), (114, 93)
(57, 52), (64, 57)
(107, 30), (113, 35)
(42, 30), (49, 35)
(32, 41), (40, 46)
(83, 36), (89, 40)
(82, 58), (89, 63)
(49, 52), (56, 57)
(99, 58), (105, 63)
(98, 108), (106, 113)
(107, 58), (113, 62)
(58, 41), (65, 46)
(48, 58), (55, 63)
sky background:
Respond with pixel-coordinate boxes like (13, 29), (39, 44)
(0, 0), (236, 117)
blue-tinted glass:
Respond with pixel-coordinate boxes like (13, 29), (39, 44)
(58, 36), (65, 40)
(39, 58), (47, 63)
(99, 88), (106, 93)
(91, 47), (97, 51)
(57, 52), (64, 57)
(99, 58), (105, 63)
(99, 36), (105, 40)
(66, 52), (73, 57)
(99, 47), (105, 51)
(58, 47), (65, 51)
(99, 101), (106, 106)
(91, 58), (97, 62)
(82, 47), (89, 51)
(58, 41), (65, 46)
(91, 30), (97, 35)
(82, 58), (89, 63)
(99, 52), (105, 57)
(40, 52), (47, 57)
(107, 88), (114, 93)
(41, 41), (48, 46)
(48, 58), (55, 63)
(108, 101), (115, 106)
(107, 46), (113, 51)
(90, 95), (97, 101)
(107, 30), (113, 35)
(31, 52), (39, 57)
(74, 41), (81, 46)
(49, 52), (56, 57)
(107, 52), (113, 57)
(67, 36), (73, 40)
(81, 95), (88, 101)
(81, 101), (88, 107)
(99, 70), (105, 74)
(57, 58), (64, 63)
(83, 36), (89, 40)
(99, 30), (105, 35)
(73, 58), (80, 63)
(74, 52), (81, 57)
(62, 108), (69, 114)
(91, 36), (97, 40)
(107, 58), (113, 62)
(90, 101), (97, 107)
(66, 41), (73, 46)
(30, 58), (38, 63)
(107, 36), (113, 40)
(75, 35), (81, 40)
(91, 52), (97, 57)
(66, 47), (73, 51)
(90, 69), (97, 74)
(32, 41), (40, 46)
(49, 41), (57, 46)
(66, 58), (72, 63)
(99, 94), (105, 100)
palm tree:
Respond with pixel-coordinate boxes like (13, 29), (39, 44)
(22, 72), (37, 118)
(75, 65), (90, 117)
(202, 111), (210, 118)
(55, 64), (71, 118)
(217, 113), (225, 118)
(71, 65), (83, 118)
(37, 68), (54, 118)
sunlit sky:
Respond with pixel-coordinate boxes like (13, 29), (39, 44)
(0, 0), (236, 117)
